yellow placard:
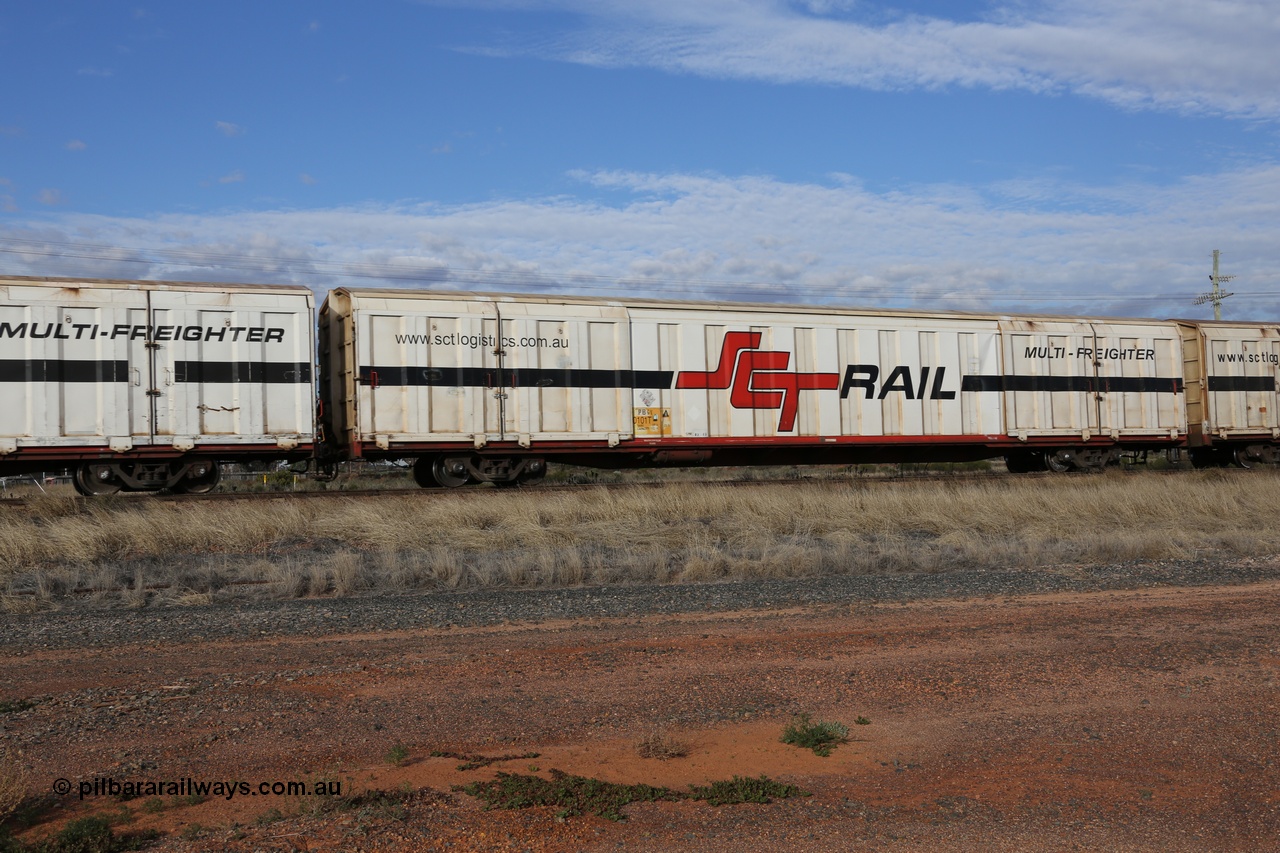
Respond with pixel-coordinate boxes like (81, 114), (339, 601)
(633, 407), (671, 437)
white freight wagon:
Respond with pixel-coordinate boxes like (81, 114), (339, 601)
(0, 276), (315, 493)
(996, 317), (1186, 470)
(319, 288), (1188, 486)
(1176, 321), (1280, 467)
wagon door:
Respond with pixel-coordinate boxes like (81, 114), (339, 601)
(496, 301), (632, 442)
(150, 289), (314, 448)
(1089, 322), (1185, 440)
(0, 283), (143, 449)
(1200, 325), (1280, 437)
(356, 298), (499, 443)
(68, 285), (152, 445)
(998, 319), (1100, 439)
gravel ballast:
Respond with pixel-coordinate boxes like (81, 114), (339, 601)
(5, 557), (1277, 651)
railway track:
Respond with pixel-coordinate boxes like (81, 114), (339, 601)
(0, 465), (1212, 508)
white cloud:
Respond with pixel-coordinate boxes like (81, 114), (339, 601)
(65, 140), (87, 151)
(4, 163), (1278, 319)
(217, 170), (245, 184)
(215, 121), (246, 137)
(462, 0), (1280, 119)
(76, 67), (114, 77)
(37, 189), (64, 206)
(300, 173), (318, 185)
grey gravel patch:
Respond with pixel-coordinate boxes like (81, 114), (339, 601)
(3, 559), (1277, 651)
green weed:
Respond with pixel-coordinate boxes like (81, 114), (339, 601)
(457, 770), (682, 821)
(686, 775), (811, 806)
(456, 770), (809, 821)
(781, 713), (851, 757)
(35, 816), (158, 852)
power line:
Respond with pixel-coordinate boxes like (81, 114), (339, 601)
(0, 236), (1270, 307)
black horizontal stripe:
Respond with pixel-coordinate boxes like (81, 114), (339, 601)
(359, 365), (674, 389)
(174, 361), (312, 384)
(360, 365), (1189, 394)
(0, 358), (130, 383)
(1207, 375), (1276, 392)
(962, 375), (1184, 393)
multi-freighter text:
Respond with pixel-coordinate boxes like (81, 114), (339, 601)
(0, 322), (287, 343)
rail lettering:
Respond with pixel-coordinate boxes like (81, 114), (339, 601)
(839, 365), (956, 400)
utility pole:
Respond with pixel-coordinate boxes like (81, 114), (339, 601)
(1194, 249), (1235, 321)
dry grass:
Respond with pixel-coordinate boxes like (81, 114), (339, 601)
(635, 729), (692, 760)
(0, 749), (28, 823)
(3, 470), (1280, 608)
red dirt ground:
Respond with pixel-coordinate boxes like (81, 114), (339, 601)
(4, 577), (1280, 851)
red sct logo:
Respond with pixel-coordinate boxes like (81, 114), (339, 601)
(674, 332), (839, 432)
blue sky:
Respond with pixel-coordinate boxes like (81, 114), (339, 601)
(1, 1), (1278, 319)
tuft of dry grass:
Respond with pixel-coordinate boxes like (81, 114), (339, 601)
(0, 749), (28, 823)
(4, 470), (1280, 608)
(635, 729), (691, 760)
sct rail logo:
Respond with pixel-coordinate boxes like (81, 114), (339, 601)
(675, 332), (839, 432)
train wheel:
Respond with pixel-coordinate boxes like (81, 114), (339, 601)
(412, 457), (444, 488)
(171, 462), (221, 495)
(73, 464), (122, 496)
(1044, 451), (1073, 473)
(1232, 447), (1258, 469)
(431, 456), (471, 488)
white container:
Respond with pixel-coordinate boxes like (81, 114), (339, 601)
(1179, 321), (1280, 441)
(0, 276), (315, 490)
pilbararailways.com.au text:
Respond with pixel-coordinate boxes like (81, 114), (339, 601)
(58, 776), (342, 801)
